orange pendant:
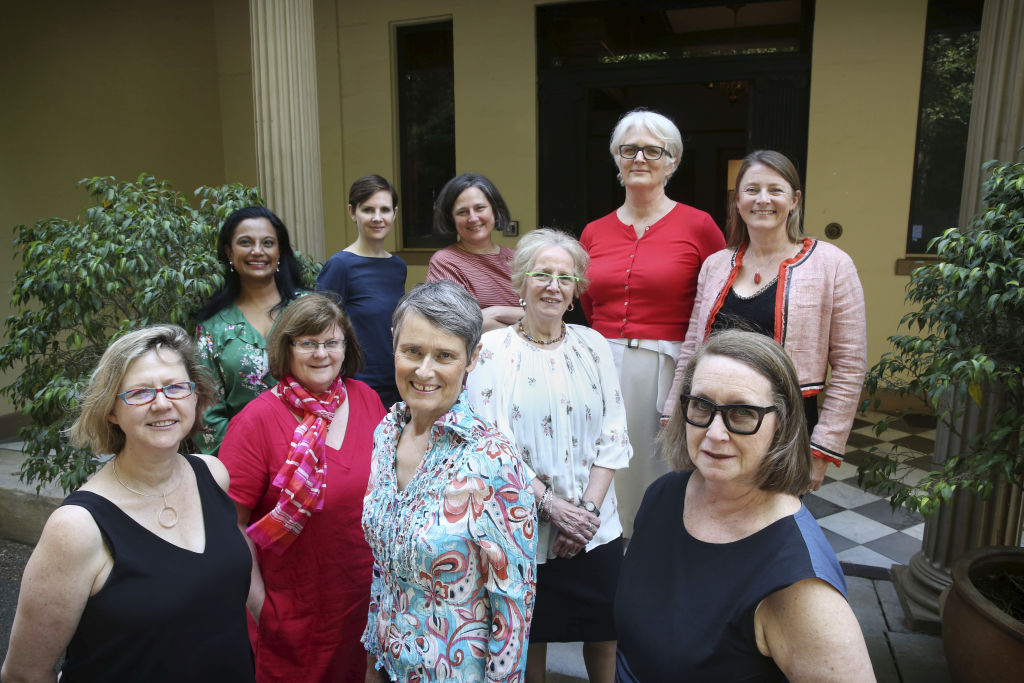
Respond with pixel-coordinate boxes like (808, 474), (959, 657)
(754, 271), (761, 285)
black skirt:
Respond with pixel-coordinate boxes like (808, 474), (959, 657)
(529, 536), (623, 643)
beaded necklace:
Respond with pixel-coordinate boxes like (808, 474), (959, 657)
(517, 321), (566, 345)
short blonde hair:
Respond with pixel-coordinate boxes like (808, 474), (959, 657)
(510, 228), (590, 298)
(660, 330), (811, 495)
(69, 325), (215, 455)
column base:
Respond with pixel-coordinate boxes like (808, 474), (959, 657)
(892, 553), (949, 635)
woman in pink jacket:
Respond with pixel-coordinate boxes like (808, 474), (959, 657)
(663, 150), (867, 491)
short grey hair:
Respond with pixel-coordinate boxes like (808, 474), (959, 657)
(392, 281), (483, 358)
(511, 228), (590, 298)
(609, 108), (683, 185)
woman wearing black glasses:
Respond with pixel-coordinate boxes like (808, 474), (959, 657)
(467, 229), (632, 683)
(218, 293), (385, 683)
(615, 330), (873, 682)
(2, 325), (255, 682)
(579, 108), (725, 538)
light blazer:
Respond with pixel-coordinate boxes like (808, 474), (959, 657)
(664, 238), (867, 463)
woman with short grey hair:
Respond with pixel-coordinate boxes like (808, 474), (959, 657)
(362, 281), (537, 682)
(468, 230), (631, 683)
(579, 108), (725, 538)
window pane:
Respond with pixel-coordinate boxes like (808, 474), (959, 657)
(905, 0), (983, 254)
(396, 21), (455, 249)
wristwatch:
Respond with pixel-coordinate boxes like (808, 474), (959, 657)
(579, 500), (600, 517)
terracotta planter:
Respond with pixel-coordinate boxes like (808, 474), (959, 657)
(941, 545), (1024, 682)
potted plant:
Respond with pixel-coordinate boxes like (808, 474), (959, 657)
(860, 157), (1024, 677)
(0, 173), (321, 493)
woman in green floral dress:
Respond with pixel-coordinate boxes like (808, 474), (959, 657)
(194, 206), (308, 454)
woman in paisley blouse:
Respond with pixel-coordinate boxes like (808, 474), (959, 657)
(362, 280), (537, 682)
(467, 229), (632, 683)
(194, 206), (308, 454)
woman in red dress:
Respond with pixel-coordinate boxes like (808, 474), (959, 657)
(220, 293), (386, 683)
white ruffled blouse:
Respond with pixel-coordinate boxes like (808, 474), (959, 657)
(467, 324), (633, 562)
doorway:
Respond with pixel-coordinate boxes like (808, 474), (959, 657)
(537, 0), (814, 236)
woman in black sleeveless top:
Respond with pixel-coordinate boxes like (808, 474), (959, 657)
(1, 325), (254, 682)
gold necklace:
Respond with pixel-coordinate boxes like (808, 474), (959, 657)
(112, 457), (182, 528)
(517, 321), (566, 345)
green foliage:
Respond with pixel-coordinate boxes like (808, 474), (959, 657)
(0, 174), (321, 492)
(861, 160), (1024, 515)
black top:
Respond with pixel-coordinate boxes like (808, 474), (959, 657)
(614, 471), (845, 682)
(713, 281), (819, 431)
(60, 454), (255, 682)
(716, 280), (778, 337)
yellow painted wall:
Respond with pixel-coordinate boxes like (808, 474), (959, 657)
(805, 0), (928, 369)
(328, 0), (929, 371)
(0, 0), (935, 422)
(326, 0), (540, 287)
(0, 0), (255, 418)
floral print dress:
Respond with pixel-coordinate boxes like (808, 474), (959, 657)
(466, 324), (632, 562)
(195, 303), (275, 454)
(362, 392), (537, 682)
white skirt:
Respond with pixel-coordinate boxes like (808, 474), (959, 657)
(607, 338), (681, 537)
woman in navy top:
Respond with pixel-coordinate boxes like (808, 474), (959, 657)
(614, 330), (873, 682)
(318, 175), (407, 407)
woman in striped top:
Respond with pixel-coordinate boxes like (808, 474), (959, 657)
(425, 173), (524, 331)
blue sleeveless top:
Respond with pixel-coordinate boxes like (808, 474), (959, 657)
(59, 454), (254, 682)
(614, 470), (845, 682)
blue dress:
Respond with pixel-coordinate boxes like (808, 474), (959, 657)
(317, 250), (406, 406)
(614, 470), (846, 682)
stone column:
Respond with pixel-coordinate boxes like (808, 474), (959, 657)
(893, 389), (1024, 631)
(957, 0), (1024, 227)
(894, 1), (1024, 632)
(249, 0), (325, 262)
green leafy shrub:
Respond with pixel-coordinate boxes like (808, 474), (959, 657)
(861, 159), (1024, 514)
(0, 173), (321, 492)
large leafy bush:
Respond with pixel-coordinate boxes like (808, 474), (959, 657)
(861, 159), (1024, 514)
(0, 174), (320, 492)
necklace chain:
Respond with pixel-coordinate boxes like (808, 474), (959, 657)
(747, 244), (795, 284)
(517, 321), (566, 345)
(112, 457), (182, 528)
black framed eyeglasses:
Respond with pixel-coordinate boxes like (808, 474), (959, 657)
(618, 144), (670, 160)
(118, 381), (196, 406)
(291, 339), (345, 354)
(681, 395), (777, 435)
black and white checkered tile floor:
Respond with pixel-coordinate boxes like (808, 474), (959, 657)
(805, 411), (937, 578)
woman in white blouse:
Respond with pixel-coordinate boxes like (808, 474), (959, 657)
(467, 228), (632, 683)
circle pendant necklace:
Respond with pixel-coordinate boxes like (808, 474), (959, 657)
(112, 456), (182, 528)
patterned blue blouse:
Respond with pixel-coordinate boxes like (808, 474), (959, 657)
(362, 392), (537, 682)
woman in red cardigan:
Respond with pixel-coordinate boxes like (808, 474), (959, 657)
(663, 150), (867, 491)
(580, 108), (725, 536)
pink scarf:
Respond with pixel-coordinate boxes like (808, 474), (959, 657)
(246, 375), (346, 554)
